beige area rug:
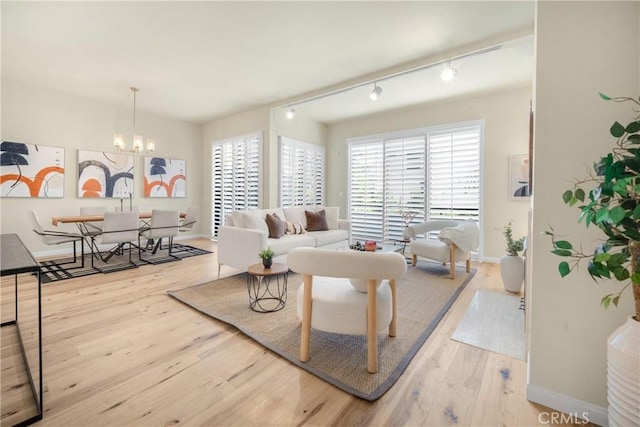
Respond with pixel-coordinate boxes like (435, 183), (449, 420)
(167, 261), (475, 401)
(451, 289), (526, 361)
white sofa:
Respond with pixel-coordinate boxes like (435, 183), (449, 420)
(217, 205), (350, 275)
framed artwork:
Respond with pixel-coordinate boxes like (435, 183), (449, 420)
(1, 141), (65, 198)
(509, 154), (530, 199)
(78, 150), (133, 198)
(143, 157), (186, 198)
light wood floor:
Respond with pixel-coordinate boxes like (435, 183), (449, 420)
(1, 238), (585, 427)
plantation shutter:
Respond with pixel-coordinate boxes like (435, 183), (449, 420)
(348, 121), (481, 243)
(349, 141), (384, 242)
(427, 125), (480, 221)
(279, 137), (325, 207)
(384, 136), (426, 241)
(211, 132), (261, 237)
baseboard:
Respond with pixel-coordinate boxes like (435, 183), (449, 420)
(31, 234), (209, 259)
(481, 256), (500, 264)
(527, 383), (608, 426)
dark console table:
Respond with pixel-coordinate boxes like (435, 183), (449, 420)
(1, 234), (43, 426)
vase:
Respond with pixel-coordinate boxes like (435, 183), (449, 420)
(500, 254), (524, 293)
(262, 258), (272, 269)
(607, 315), (640, 427)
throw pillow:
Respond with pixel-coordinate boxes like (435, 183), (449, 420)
(316, 206), (339, 229)
(265, 213), (285, 239)
(305, 209), (329, 231)
(285, 221), (306, 235)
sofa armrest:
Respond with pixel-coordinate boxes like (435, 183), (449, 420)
(338, 219), (351, 243)
(217, 226), (268, 271)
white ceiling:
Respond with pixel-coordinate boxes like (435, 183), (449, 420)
(2, 1), (535, 125)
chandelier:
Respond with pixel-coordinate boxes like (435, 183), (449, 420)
(114, 87), (155, 153)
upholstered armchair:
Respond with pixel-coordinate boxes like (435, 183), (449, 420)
(287, 247), (407, 374)
(402, 219), (479, 279)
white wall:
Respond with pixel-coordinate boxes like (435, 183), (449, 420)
(529, 1), (639, 421)
(326, 86), (533, 260)
(1, 79), (203, 255)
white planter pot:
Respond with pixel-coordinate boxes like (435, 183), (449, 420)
(500, 254), (524, 293)
(607, 315), (640, 427)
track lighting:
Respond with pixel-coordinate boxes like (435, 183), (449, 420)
(369, 83), (382, 101)
(441, 63), (457, 82)
(286, 107), (296, 119)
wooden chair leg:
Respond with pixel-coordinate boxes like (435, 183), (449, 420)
(412, 254), (417, 266)
(300, 274), (313, 363)
(389, 279), (397, 337)
(367, 279), (378, 373)
(466, 258), (471, 273)
(449, 244), (456, 279)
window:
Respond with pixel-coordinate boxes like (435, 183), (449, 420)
(211, 132), (261, 237)
(279, 136), (325, 207)
(348, 122), (481, 243)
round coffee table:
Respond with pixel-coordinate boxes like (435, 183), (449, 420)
(246, 262), (289, 312)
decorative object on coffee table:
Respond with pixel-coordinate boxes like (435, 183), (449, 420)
(258, 247), (275, 269)
(246, 262), (289, 312)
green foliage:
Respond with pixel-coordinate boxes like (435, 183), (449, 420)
(547, 94), (640, 311)
(258, 247), (275, 259)
(503, 221), (525, 256)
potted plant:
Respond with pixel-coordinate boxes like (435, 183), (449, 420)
(258, 247), (275, 269)
(546, 93), (640, 427)
(500, 220), (525, 292)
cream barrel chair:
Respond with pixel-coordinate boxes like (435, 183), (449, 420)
(402, 219), (479, 279)
(287, 247), (407, 374)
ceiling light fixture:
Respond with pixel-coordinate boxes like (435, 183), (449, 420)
(277, 43), (505, 117)
(441, 62), (458, 82)
(285, 107), (297, 119)
(369, 83), (383, 101)
(114, 87), (155, 154)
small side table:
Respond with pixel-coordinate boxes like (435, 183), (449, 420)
(246, 262), (289, 312)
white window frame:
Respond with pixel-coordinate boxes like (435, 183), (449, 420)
(211, 131), (262, 237)
(347, 121), (483, 245)
(279, 136), (325, 207)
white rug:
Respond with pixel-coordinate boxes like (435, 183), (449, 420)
(451, 289), (526, 360)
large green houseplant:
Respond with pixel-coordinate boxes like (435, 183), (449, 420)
(546, 94), (640, 426)
(546, 94), (640, 318)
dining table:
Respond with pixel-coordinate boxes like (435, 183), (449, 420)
(51, 212), (185, 227)
(51, 212), (187, 260)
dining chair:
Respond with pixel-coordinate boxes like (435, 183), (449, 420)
(79, 206), (107, 231)
(90, 211), (140, 271)
(28, 210), (85, 269)
(79, 206), (108, 259)
(139, 210), (180, 263)
(179, 206), (199, 232)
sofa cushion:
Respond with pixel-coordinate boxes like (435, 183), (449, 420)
(266, 213), (285, 238)
(283, 206), (310, 229)
(306, 229), (349, 247)
(306, 210), (329, 231)
(268, 234), (315, 255)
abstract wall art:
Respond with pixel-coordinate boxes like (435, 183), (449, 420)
(1, 141), (65, 198)
(509, 154), (530, 199)
(143, 157), (186, 198)
(78, 150), (134, 198)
